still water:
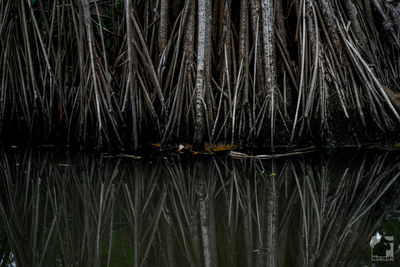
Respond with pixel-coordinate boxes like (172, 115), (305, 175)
(0, 148), (399, 267)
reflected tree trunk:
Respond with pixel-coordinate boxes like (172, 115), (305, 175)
(198, 180), (212, 267)
(266, 161), (278, 266)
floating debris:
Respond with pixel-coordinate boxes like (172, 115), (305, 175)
(205, 143), (238, 153)
(230, 147), (316, 159)
(57, 164), (70, 167)
(117, 154), (142, 159)
(178, 144), (185, 152)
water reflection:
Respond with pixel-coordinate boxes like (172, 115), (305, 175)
(0, 149), (399, 266)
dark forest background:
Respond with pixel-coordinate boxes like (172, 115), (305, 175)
(1, 0), (400, 150)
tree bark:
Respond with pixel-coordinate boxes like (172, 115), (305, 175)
(194, 0), (212, 149)
(82, 0), (103, 147)
(159, 0), (169, 55)
(261, 0), (277, 150)
(240, 0), (250, 105)
(125, 0), (139, 149)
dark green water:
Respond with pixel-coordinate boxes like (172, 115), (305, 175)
(0, 148), (400, 267)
